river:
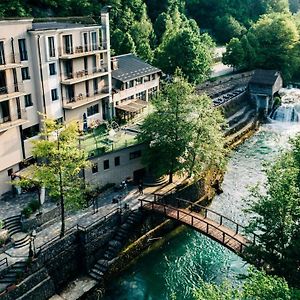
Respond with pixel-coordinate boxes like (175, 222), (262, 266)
(103, 122), (300, 300)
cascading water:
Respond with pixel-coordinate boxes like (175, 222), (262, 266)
(270, 88), (300, 122)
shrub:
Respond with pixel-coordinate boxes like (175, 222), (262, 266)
(28, 200), (41, 212)
(0, 229), (8, 246)
(21, 207), (33, 219)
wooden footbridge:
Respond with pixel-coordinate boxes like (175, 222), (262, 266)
(139, 198), (257, 255)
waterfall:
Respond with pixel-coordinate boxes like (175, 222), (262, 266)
(269, 88), (300, 123)
(271, 104), (300, 122)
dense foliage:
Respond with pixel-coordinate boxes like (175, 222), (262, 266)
(223, 12), (300, 80)
(193, 268), (295, 300)
(1, 0), (298, 82)
(245, 134), (300, 287)
(20, 118), (90, 237)
(138, 70), (226, 183)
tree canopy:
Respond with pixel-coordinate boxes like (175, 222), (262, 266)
(138, 70), (227, 183)
(25, 118), (90, 237)
(245, 134), (300, 286)
(223, 12), (300, 80)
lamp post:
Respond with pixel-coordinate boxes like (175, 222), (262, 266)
(31, 229), (37, 257)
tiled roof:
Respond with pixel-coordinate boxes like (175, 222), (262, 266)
(249, 69), (281, 86)
(112, 54), (161, 82)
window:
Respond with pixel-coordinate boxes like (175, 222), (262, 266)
(51, 88), (58, 101)
(24, 94), (33, 107)
(21, 67), (30, 80)
(91, 32), (98, 50)
(63, 35), (73, 54)
(18, 39), (28, 61)
(114, 156), (120, 166)
(7, 168), (13, 177)
(135, 77), (142, 85)
(130, 150), (142, 160)
(87, 104), (99, 116)
(92, 163), (98, 174)
(22, 124), (39, 139)
(49, 63), (56, 75)
(103, 159), (109, 170)
(48, 37), (55, 57)
(0, 42), (5, 65)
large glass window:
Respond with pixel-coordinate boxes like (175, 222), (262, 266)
(91, 32), (97, 50)
(0, 42), (5, 65)
(18, 39), (28, 61)
(87, 104), (99, 116)
(48, 37), (55, 57)
(83, 32), (89, 52)
(63, 35), (73, 54)
(22, 124), (39, 139)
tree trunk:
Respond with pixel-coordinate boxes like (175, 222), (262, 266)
(169, 171), (173, 184)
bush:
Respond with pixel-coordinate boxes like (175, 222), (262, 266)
(0, 229), (8, 246)
(21, 200), (41, 219)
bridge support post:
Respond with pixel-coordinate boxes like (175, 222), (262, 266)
(236, 224), (239, 234)
(177, 210), (179, 219)
(220, 216), (223, 226)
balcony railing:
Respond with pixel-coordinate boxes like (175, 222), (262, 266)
(62, 87), (110, 109)
(0, 53), (23, 68)
(0, 109), (27, 131)
(0, 83), (24, 95)
(64, 66), (108, 80)
(59, 42), (108, 57)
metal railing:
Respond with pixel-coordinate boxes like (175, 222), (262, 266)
(59, 42), (108, 56)
(63, 86), (109, 105)
(140, 199), (252, 253)
(0, 82), (24, 95)
(63, 66), (109, 80)
(0, 109), (27, 125)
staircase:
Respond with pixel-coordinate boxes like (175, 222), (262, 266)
(89, 210), (143, 281)
(3, 215), (30, 249)
(0, 261), (27, 292)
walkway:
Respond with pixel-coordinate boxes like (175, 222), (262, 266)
(140, 199), (256, 254)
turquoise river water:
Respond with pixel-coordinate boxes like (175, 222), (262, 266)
(103, 122), (300, 300)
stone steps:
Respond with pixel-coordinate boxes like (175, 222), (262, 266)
(89, 210), (143, 282)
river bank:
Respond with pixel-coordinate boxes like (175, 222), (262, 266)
(101, 121), (300, 300)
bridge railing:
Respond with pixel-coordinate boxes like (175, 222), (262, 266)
(0, 258), (8, 271)
(140, 199), (249, 253)
(142, 197), (258, 245)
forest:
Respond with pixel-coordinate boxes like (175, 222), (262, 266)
(1, 0), (300, 82)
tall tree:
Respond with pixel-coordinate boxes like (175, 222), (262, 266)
(138, 71), (226, 183)
(25, 118), (90, 237)
(245, 134), (300, 285)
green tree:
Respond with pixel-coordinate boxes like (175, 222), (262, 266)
(193, 269), (292, 300)
(224, 12), (300, 80)
(215, 15), (246, 43)
(138, 71), (226, 183)
(222, 38), (245, 69)
(156, 29), (215, 83)
(22, 118), (90, 237)
(245, 135), (300, 285)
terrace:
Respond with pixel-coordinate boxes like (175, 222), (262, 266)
(80, 103), (153, 158)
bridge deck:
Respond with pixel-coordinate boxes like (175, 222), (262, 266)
(140, 200), (251, 254)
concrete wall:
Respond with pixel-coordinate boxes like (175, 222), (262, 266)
(85, 143), (145, 187)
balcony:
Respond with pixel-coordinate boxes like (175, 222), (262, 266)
(0, 109), (28, 132)
(0, 83), (25, 103)
(63, 87), (110, 110)
(59, 43), (108, 59)
(61, 66), (109, 85)
(0, 53), (23, 70)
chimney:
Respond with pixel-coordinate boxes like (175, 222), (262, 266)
(111, 58), (119, 70)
